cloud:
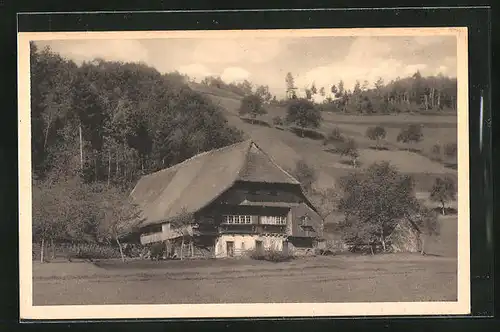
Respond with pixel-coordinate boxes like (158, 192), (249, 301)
(37, 40), (150, 65)
(295, 36), (456, 94)
(178, 63), (213, 80)
(191, 38), (286, 64)
(221, 67), (251, 83)
(296, 37), (405, 92)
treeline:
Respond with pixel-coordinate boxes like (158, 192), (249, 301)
(31, 42), (244, 187)
(200, 75), (275, 103)
(30, 43), (244, 256)
(284, 71), (457, 114)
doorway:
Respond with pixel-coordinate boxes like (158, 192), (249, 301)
(255, 240), (263, 255)
(226, 241), (235, 257)
(282, 240), (289, 255)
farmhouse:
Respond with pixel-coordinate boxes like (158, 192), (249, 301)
(130, 139), (323, 258)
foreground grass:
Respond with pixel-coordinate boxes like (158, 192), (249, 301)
(33, 253), (457, 305)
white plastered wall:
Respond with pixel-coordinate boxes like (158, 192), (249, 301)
(214, 234), (286, 258)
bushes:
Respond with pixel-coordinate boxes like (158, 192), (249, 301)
(397, 124), (424, 145)
(249, 248), (294, 262)
(323, 127), (345, 145)
(289, 126), (325, 140)
(273, 116), (284, 126)
(444, 142), (457, 159)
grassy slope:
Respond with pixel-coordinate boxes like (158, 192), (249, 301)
(191, 83), (458, 195)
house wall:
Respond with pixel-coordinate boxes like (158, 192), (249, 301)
(214, 234), (286, 258)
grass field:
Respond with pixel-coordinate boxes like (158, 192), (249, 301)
(33, 216), (457, 306)
(33, 255), (457, 305)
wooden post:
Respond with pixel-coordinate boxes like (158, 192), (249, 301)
(51, 238), (55, 260)
(107, 149), (111, 187)
(40, 238), (45, 263)
(79, 123), (83, 170)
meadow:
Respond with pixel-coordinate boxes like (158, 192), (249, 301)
(201, 87), (458, 194)
(32, 216), (457, 306)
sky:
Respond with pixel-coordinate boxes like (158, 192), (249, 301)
(36, 34), (457, 100)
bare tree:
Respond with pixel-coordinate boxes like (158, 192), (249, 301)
(100, 188), (143, 262)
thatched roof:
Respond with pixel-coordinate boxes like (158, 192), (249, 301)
(131, 140), (314, 228)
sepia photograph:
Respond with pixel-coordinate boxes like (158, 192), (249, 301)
(18, 28), (469, 319)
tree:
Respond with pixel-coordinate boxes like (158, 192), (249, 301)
(311, 82), (317, 95)
(365, 126), (387, 149)
(285, 98), (322, 137)
(406, 205), (440, 255)
(353, 81), (362, 95)
(338, 138), (359, 167)
(319, 87), (325, 97)
(362, 80), (370, 91)
(32, 180), (67, 262)
(238, 94), (267, 123)
(374, 77), (385, 92)
(331, 84), (338, 96)
(32, 176), (103, 262)
(292, 159), (317, 193)
(304, 88), (312, 100)
(99, 187), (143, 262)
(429, 176), (456, 215)
(397, 124), (423, 147)
(255, 85), (272, 103)
(337, 162), (420, 253)
(285, 72), (296, 99)
(336, 80), (345, 98)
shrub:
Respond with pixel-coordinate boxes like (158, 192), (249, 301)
(289, 126), (325, 140)
(431, 144), (441, 155)
(429, 144), (442, 161)
(250, 248), (294, 262)
(444, 142), (457, 159)
(323, 127), (345, 145)
(240, 117), (271, 127)
(65, 242), (122, 261)
(338, 138), (360, 167)
(366, 126), (387, 149)
(397, 124), (423, 145)
(273, 116), (284, 126)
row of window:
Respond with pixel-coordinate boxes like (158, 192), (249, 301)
(260, 216), (287, 225)
(223, 215), (252, 224)
(222, 215), (287, 225)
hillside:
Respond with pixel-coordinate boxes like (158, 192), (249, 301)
(189, 82), (458, 203)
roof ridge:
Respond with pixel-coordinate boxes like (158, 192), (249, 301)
(249, 141), (300, 185)
(138, 139), (252, 181)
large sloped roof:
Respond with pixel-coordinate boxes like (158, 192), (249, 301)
(130, 139), (313, 227)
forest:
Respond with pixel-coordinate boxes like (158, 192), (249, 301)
(30, 43), (244, 253)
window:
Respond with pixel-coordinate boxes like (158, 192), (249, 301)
(260, 216), (287, 225)
(241, 242), (246, 250)
(223, 215), (252, 224)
